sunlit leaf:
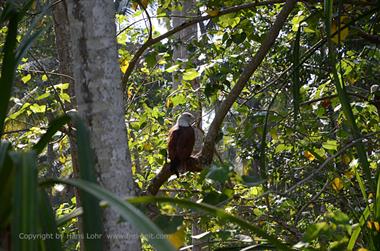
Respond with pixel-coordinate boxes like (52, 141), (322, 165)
(374, 221), (380, 232)
(165, 64), (180, 73)
(59, 93), (71, 103)
(304, 151), (315, 161)
(206, 9), (219, 17)
(167, 226), (185, 249)
(54, 83), (69, 90)
(322, 140), (338, 150)
(36, 92), (50, 100)
(121, 61), (129, 74)
(41, 74), (48, 81)
(341, 154), (351, 165)
(303, 222), (329, 242)
(29, 103), (46, 113)
(218, 13), (240, 28)
(166, 97), (173, 108)
(182, 68), (200, 81)
(331, 17), (349, 44)
(171, 94), (186, 106)
(21, 73), (31, 84)
(332, 177), (343, 191)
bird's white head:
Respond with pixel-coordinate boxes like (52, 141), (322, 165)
(177, 112), (194, 127)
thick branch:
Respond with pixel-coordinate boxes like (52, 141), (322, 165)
(147, 157), (202, 195)
(353, 26), (380, 45)
(147, 0), (297, 195)
(201, 0), (298, 165)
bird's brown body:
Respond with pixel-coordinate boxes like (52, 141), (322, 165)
(168, 116), (195, 177)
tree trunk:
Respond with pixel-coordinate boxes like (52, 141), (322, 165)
(52, 1), (84, 249)
(65, 1), (141, 250)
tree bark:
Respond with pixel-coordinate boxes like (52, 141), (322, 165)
(65, 0), (141, 250)
(52, 1), (84, 249)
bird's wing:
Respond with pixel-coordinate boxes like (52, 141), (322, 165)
(168, 126), (195, 161)
(168, 126), (179, 160)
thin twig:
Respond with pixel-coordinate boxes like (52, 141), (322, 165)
(284, 131), (380, 195)
(122, 0), (288, 86)
(28, 52), (66, 112)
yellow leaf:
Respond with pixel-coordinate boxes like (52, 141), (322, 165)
(143, 143), (152, 151)
(374, 221), (380, 232)
(304, 151), (315, 161)
(166, 97), (173, 108)
(59, 155), (66, 164)
(41, 74), (48, 82)
(121, 61), (129, 74)
(206, 9), (219, 17)
(358, 248), (369, 251)
(21, 74), (32, 84)
(341, 154), (351, 165)
(344, 170), (354, 179)
(367, 221), (373, 229)
(167, 226), (185, 249)
(332, 177), (343, 191)
(331, 17), (349, 44)
(270, 129), (278, 140)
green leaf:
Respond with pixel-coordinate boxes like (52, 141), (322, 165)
(33, 115), (71, 154)
(54, 83), (69, 90)
(275, 144), (292, 153)
(154, 215), (183, 234)
(203, 191), (229, 205)
(231, 32), (246, 45)
(171, 94), (186, 106)
(10, 151), (38, 251)
(29, 103), (46, 113)
(0, 142), (13, 229)
(324, 0), (373, 195)
(303, 222), (329, 242)
(59, 93), (71, 103)
(41, 178), (176, 251)
(218, 13), (240, 28)
(70, 114), (103, 251)
(52, 194), (291, 251)
(241, 175), (266, 187)
(38, 189), (63, 251)
(41, 74), (48, 81)
(21, 74), (32, 84)
(128, 196), (292, 251)
(35, 92), (50, 100)
(145, 52), (157, 68)
(165, 64), (180, 73)
(347, 205), (370, 250)
(322, 140), (338, 150)
(182, 68), (200, 81)
(206, 165), (229, 183)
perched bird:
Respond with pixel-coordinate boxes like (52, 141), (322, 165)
(168, 112), (195, 177)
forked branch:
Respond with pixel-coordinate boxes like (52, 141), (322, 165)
(147, 0), (298, 195)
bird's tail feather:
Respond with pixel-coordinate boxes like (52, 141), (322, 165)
(169, 159), (180, 178)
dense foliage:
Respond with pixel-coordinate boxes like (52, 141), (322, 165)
(1, 0), (380, 250)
